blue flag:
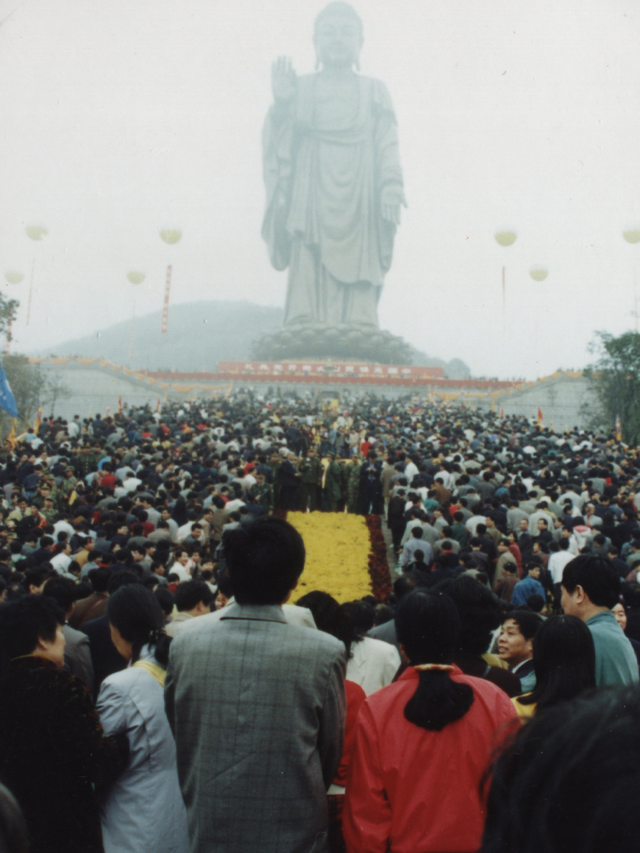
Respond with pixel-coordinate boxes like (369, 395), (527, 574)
(0, 364), (18, 418)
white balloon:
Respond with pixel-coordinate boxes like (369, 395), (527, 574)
(494, 230), (517, 247)
(529, 267), (548, 282)
(623, 229), (640, 244)
(25, 225), (48, 241)
(159, 228), (182, 245)
(4, 271), (24, 284)
(127, 271), (146, 285)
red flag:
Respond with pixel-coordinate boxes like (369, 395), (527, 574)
(118, 396), (122, 413)
(537, 407), (543, 425)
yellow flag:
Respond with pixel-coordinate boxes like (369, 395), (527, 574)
(7, 418), (16, 449)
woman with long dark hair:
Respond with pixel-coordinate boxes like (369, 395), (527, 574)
(342, 590), (517, 853)
(513, 614), (596, 719)
(481, 688), (640, 853)
(96, 585), (189, 853)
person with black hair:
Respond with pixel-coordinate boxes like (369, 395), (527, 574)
(498, 610), (543, 693)
(69, 567), (111, 628)
(494, 562), (518, 603)
(166, 516), (345, 853)
(343, 590), (517, 853)
(165, 580), (214, 637)
(399, 526), (434, 570)
(437, 575), (522, 698)
(612, 600), (640, 667)
(481, 687), (640, 853)
(512, 614), (596, 720)
(525, 592), (547, 615)
(29, 535), (55, 565)
(154, 586), (175, 621)
(82, 570), (142, 697)
(510, 563), (546, 607)
(0, 595), (129, 853)
(387, 487), (408, 553)
(561, 554), (638, 686)
(367, 569), (433, 650)
(96, 584), (189, 853)
(402, 546), (428, 574)
(23, 564), (54, 594)
(318, 599), (401, 696)
(42, 576), (94, 690)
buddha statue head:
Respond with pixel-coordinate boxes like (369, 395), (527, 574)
(314, 2), (364, 71)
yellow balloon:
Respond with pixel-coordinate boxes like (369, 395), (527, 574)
(495, 230), (517, 247)
(159, 228), (182, 245)
(127, 271), (146, 285)
(623, 229), (640, 244)
(4, 271), (23, 284)
(25, 225), (48, 241)
(529, 267), (548, 282)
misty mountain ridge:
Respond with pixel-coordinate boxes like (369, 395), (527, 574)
(32, 301), (470, 378)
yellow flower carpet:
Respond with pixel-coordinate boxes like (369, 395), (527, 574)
(288, 512), (373, 603)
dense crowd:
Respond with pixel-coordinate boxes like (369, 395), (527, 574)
(0, 391), (639, 853)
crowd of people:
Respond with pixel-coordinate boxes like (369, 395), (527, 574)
(0, 390), (639, 852)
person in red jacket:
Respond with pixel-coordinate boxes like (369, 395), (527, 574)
(343, 590), (518, 853)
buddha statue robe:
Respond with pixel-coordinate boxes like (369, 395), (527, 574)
(262, 73), (404, 329)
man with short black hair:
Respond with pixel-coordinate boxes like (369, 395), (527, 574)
(561, 554), (638, 686)
(399, 526), (434, 570)
(43, 576), (94, 690)
(166, 516), (345, 853)
(498, 610), (543, 693)
(510, 564), (546, 607)
(165, 580), (214, 637)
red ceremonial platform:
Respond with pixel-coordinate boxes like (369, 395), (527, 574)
(144, 361), (515, 391)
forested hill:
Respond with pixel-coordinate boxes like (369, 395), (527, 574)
(32, 300), (470, 378)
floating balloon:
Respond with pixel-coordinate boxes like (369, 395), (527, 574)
(529, 267), (548, 282)
(25, 225), (48, 241)
(4, 271), (23, 285)
(127, 271), (146, 285)
(494, 230), (517, 247)
(623, 229), (640, 244)
(159, 228), (182, 245)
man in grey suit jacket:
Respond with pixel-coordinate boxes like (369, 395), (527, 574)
(165, 516), (346, 853)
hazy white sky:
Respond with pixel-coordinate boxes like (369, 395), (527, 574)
(1, 0), (639, 379)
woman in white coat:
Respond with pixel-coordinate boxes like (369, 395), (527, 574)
(97, 585), (189, 853)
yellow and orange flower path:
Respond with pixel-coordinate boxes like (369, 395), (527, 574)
(288, 512), (373, 603)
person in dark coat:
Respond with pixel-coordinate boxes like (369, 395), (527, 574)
(82, 570), (141, 698)
(359, 452), (384, 515)
(278, 453), (300, 510)
(437, 574), (524, 698)
(0, 595), (128, 853)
